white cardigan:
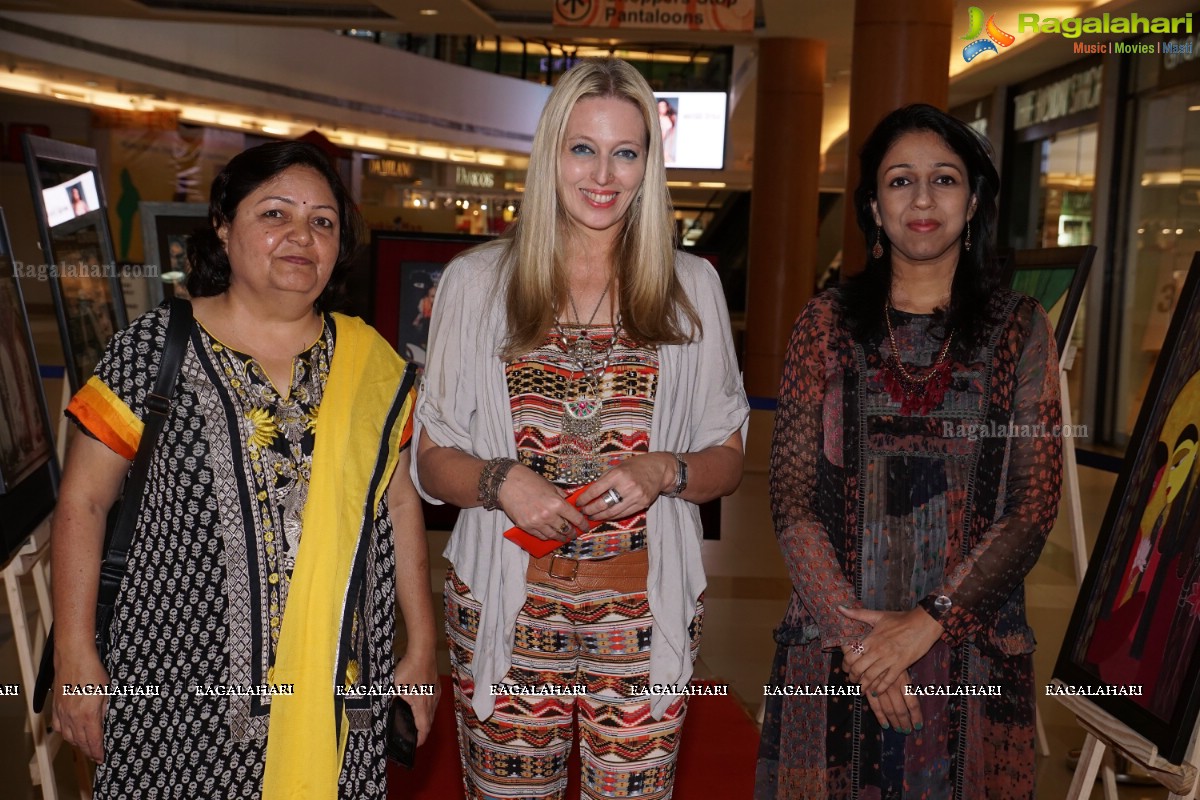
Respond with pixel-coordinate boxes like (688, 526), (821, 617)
(412, 243), (749, 720)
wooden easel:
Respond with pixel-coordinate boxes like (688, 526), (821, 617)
(3, 518), (61, 799)
(1054, 680), (1200, 800)
(1030, 339), (1088, 762)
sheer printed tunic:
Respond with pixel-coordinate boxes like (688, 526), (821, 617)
(66, 305), (406, 799)
(756, 291), (1062, 800)
(505, 325), (658, 558)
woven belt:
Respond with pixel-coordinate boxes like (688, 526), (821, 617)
(526, 548), (648, 594)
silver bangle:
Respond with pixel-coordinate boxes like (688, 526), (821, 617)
(478, 457), (517, 511)
(661, 452), (688, 498)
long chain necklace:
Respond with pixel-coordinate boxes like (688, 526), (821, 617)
(555, 280), (618, 483)
(880, 301), (954, 415)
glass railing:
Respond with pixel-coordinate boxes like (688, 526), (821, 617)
(335, 30), (731, 92)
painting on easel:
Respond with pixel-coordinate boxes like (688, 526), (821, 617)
(1002, 244), (1095, 357)
(0, 209), (58, 563)
(1055, 253), (1200, 763)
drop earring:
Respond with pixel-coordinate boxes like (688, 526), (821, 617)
(872, 227), (884, 260)
(964, 222), (972, 252)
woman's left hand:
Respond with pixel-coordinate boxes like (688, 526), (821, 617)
(576, 452), (676, 521)
(837, 606), (944, 696)
(394, 651), (441, 746)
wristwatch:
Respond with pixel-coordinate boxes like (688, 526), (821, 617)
(919, 594), (953, 621)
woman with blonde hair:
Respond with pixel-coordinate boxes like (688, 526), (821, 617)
(415, 58), (748, 799)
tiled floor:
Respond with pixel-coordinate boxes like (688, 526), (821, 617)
(0, 409), (1170, 798)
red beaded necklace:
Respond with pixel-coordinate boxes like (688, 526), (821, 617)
(880, 302), (954, 415)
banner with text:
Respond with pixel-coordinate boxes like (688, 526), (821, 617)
(553, 0), (754, 33)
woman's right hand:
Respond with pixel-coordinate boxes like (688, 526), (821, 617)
(52, 645), (110, 764)
(497, 464), (590, 541)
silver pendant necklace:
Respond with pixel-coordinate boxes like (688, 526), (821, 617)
(555, 281), (618, 483)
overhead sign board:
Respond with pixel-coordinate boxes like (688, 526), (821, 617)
(552, 0), (754, 33)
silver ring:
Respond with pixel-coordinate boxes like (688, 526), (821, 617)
(850, 641), (866, 656)
(603, 488), (623, 507)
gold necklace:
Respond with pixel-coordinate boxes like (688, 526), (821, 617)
(883, 301), (953, 390)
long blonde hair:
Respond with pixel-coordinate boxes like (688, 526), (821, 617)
(498, 58), (700, 360)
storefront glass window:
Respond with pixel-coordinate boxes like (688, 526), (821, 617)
(1116, 85), (1200, 441)
(1037, 125), (1097, 248)
(1032, 124), (1097, 423)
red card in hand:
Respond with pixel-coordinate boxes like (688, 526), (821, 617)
(503, 483), (595, 557)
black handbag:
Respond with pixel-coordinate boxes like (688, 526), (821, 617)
(32, 298), (193, 714)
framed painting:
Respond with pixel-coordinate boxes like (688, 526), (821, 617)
(372, 231), (491, 532)
(141, 201), (207, 283)
(1053, 252), (1200, 763)
(1003, 244), (1096, 357)
(0, 208), (58, 563)
(371, 231), (492, 370)
(140, 201), (207, 306)
(22, 133), (127, 392)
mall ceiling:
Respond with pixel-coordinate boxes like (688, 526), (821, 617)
(0, 0), (1195, 182)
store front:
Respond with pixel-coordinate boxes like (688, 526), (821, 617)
(1001, 60), (1103, 429)
(358, 156), (522, 237)
(1110, 32), (1200, 443)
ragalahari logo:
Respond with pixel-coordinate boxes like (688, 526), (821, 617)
(961, 7), (1016, 62)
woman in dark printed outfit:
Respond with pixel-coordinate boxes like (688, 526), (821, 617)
(51, 141), (438, 799)
(756, 105), (1063, 799)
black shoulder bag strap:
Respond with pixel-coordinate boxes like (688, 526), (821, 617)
(33, 298), (193, 713)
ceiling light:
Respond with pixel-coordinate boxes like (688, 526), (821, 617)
(419, 8), (438, 15)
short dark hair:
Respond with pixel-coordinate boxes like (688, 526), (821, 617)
(840, 103), (1002, 354)
(186, 141), (364, 312)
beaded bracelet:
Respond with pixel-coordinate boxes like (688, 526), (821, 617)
(478, 457), (518, 511)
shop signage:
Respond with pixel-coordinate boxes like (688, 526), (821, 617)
(1159, 34), (1200, 90)
(455, 166), (497, 189)
(366, 158), (417, 180)
(1013, 65), (1102, 131)
(552, 0), (754, 33)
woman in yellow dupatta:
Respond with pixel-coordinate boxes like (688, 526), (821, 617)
(52, 141), (439, 799)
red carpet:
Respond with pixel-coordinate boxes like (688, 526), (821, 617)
(389, 677), (759, 798)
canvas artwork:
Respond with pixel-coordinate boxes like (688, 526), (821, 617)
(0, 213), (54, 493)
(141, 201), (207, 284)
(0, 208), (58, 560)
(53, 223), (122, 387)
(372, 231), (491, 370)
(1055, 253), (1200, 763)
(1005, 245), (1095, 357)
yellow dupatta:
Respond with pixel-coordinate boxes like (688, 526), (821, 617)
(262, 314), (412, 799)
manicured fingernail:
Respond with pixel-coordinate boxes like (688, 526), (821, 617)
(901, 727), (911, 735)
(881, 722), (890, 730)
(871, 691), (877, 697)
(914, 722), (923, 731)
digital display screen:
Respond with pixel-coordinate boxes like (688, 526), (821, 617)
(41, 170), (100, 228)
(653, 92), (728, 170)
